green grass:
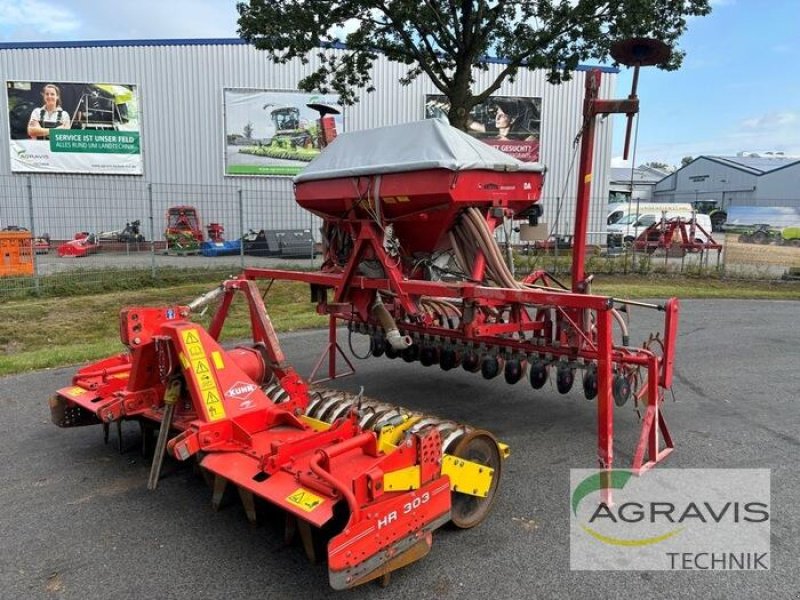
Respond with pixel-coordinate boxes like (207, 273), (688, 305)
(0, 273), (797, 377)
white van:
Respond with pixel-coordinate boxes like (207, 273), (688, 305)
(607, 211), (712, 248)
(607, 202), (693, 226)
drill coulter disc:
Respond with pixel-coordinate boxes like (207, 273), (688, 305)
(461, 351), (481, 373)
(419, 345), (439, 367)
(529, 360), (548, 389)
(613, 373), (633, 407)
(582, 366), (598, 400)
(556, 364), (575, 394)
(371, 335), (385, 357)
(481, 356), (501, 380)
(504, 358), (524, 384)
(448, 430), (502, 529)
(384, 341), (400, 359)
(439, 348), (459, 371)
(401, 344), (420, 363)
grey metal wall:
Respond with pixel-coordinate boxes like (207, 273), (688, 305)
(0, 39), (616, 242)
(759, 164), (800, 202)
(653, 157), (758, 206)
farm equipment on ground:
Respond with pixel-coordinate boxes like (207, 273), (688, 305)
(165, 205), (203, 253)
(99, 219), (146, 243)
(735, 223), (800, 246)
(200, 222), (241, 257)
(633, 215), (722, 261)
(51, 39), (680, 589)
(57, 232), (100, 257)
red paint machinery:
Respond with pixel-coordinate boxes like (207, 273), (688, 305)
(51, 39), (677, 588)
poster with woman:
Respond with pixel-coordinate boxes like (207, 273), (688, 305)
(223, 89), (344, 177)
(6, 81), (142, 174)
(425, 94), (542, 162)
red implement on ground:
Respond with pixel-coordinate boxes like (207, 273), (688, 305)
(51, 280), (504, 588)
(51, 38), (679, 590)
(57, 232), (100, 257)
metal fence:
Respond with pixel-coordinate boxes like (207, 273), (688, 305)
(2, 174), (799, 296)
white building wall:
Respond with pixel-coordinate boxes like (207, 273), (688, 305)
(0, 39), (617, 242)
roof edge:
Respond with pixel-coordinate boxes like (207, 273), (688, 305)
(0, 38), (619, 72)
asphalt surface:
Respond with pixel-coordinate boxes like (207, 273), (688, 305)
(1, 299), (798, 600)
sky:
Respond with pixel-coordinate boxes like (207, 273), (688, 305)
(1, 0), (798, 169)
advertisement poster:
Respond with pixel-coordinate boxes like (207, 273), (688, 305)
(7, 81), (142, 174)
(224, 88), (344, 177)
(425, 94), (541, 162)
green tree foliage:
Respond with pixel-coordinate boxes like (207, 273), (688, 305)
(640, 161), (670, 170)
(681, 155), (694, 167)
(237, 0), (711, 130)
(243, 121), (254, 140)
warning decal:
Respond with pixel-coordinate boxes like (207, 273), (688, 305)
(286, 488), (325, 512)
(180, 328), (226, 422)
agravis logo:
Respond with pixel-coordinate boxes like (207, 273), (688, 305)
(572, 470), (683, 547)
(570, 469), (771, 571)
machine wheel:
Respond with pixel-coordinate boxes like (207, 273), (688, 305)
(449, 430), (502, 529)
(752, 230), (769, 244)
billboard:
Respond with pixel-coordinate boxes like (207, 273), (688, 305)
(224, 89), (344, 177)
(7, 81), (142, 174)
(425, 94), (541, 162)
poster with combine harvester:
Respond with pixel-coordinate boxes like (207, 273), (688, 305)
(6, 80), (141, 174)
(223, 88), (345, 177)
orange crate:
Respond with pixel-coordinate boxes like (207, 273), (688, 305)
(0, 231), (34, 277)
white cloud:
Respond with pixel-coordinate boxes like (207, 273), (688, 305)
(616, 110), (800, 167)
(740, 111), (799, 130)
(0, 0), (80, 34)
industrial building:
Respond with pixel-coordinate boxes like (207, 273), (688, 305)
(0, 38), (618, 242)
(653, 154), (800, 210)
(609, 165), (671, 203)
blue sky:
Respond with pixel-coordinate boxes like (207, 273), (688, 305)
(1, 0), (797, 168)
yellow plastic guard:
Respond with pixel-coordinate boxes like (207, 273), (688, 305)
(498, 442), (511, 459)
(441, 454), (494, 497)
(383, 465), (421, 491)
(376, 415), (421, 453)
(299, 415), (332, 432)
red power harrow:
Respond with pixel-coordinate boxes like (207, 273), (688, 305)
(51, 279), (505, 589)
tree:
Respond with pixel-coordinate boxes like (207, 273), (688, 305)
(681, 155), (694, 167)
(640, 161), (670, 171)
(243, 121), (254, 140)
(237, 0), (711, 130)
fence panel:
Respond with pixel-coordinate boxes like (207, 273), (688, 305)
(2, 175), (799, 297)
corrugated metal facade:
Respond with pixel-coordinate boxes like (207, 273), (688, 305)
(0, 39), (616, 241)
(653, 157), (800, 207)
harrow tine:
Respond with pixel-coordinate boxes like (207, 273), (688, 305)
(237, 487), (257, 524)
(284, 514), (297, 545)
(211, 475), (228, 511)
(103, 422), (109, 445)
(297, 520), (317, 563)
(116, 419), (123, 454)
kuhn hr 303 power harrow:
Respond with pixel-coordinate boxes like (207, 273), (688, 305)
(51, 40), (678, 589)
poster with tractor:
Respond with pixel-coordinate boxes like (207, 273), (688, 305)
(223, 89), (345, 177)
